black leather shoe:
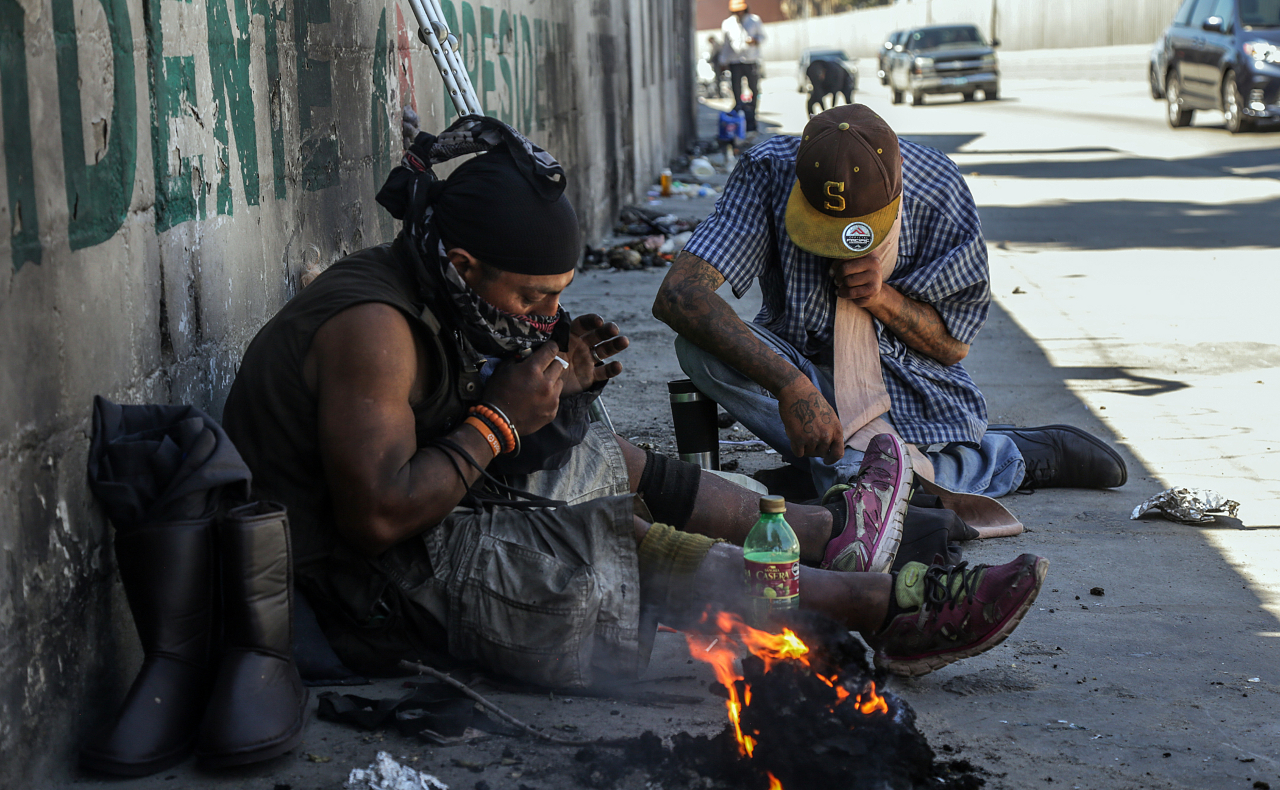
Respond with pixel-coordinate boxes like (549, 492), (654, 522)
(988, 424), (1127, 490)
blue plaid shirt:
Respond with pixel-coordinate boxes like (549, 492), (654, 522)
(682, 135), (990, 446)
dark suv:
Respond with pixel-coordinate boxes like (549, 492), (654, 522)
(878, 30), (907, 85)
(1151, 0), (1280, 132)
(885, 24), (999, 105)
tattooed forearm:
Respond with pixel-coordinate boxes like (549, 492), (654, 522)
(654, 251), (804, 395)
(864, 284), (969, 366)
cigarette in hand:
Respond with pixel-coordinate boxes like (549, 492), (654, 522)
(552, 355), (570, 370)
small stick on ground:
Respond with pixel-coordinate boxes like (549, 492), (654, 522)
(398, 660), (632, 747)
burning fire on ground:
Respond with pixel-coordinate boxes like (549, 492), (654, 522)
(667, 610), (985, 790)
(686, 611), (889, 760)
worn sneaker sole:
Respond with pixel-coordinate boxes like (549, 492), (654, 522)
(875, 555), (1049, 678)
(865, 445), (912, 574)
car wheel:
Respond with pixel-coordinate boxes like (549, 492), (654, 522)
(1165, 75), (1193, 128)
(880, 74), (888, 86)
(1222, 73), (1252, 134)
(892, 88), (903, 104)
(985, 84), (999, 101)
(1150, 64), (1164, 99)
(911, 90), (924, 106)
(962, 91), (975, 102)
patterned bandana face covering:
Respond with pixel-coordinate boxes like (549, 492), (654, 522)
(439, 245), (564, 357)
(376, 114), (571, 360)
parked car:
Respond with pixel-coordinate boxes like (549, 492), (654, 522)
(885, 24), (999, 106)
(797, 48), (857, 93)
(1150, 0), (1280, 133)
(878, 30), (908, 85)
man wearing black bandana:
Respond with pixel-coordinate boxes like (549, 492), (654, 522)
(222, 117), (1048, 686)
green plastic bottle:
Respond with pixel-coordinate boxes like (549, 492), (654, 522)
(743, 495), (800, 629)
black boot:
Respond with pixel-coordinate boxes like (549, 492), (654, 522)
(196, 502), (309, 768)
(989, 424), (1127, 490)
(80, 520), (216, 776)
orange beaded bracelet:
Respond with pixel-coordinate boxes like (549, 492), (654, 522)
(472, 403), (519, 456)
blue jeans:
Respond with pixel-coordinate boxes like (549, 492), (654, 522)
(674, 324), (1025, 498)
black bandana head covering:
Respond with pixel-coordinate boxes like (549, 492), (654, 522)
(375, 115), (577, 358)
(435, 147), (579, 276)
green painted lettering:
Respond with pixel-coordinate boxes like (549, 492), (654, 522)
(497, 9), (513, 124)
(253, 0), (287, 200)
(144, 0), (198, 230)
(53, 0), (137, 250)
(1, 0), (40, 269)
(207, 0), (261, 215)
(295, 0), (339, 191)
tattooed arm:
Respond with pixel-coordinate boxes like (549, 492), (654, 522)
(830, 215), (969, 367)
(862, 285), (969, 366)
(653, 251), (844, 463)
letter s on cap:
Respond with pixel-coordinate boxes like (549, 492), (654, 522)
(824, 181), (846, 212)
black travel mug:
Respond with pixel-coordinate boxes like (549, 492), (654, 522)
(668, 379), (719, 470)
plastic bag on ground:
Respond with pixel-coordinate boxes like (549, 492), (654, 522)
(346, 751), (448, 790)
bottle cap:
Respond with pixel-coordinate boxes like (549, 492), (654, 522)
(759, 495), (786, 514)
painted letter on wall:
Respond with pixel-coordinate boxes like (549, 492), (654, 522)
(1, 0), (40, 269)
(53, 0), (138, 250)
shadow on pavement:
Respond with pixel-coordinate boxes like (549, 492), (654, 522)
(978, 194), (1279, 249)
(962, 145), (1280, 181)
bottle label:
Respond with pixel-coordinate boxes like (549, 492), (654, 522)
(744, 558), (800, 616)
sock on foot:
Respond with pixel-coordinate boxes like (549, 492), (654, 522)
(879, 562), (930, 630)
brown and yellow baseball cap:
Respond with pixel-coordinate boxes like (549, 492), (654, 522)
(784, 105), (902, 259)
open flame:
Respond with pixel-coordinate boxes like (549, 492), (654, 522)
(685, 610), (890, 775)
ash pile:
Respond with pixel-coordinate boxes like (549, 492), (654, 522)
(574, 613), (988, 790)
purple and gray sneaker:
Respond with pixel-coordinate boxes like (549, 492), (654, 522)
(819, 433), (913, 574)
(867, 553), (1050, 677)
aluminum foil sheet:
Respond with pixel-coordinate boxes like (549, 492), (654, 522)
(346, 751), (448, 790)
(1130, 487), (1240, 524)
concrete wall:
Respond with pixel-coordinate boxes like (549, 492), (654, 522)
(0, 0), (693, 786)
(706, 0), (1184, 60)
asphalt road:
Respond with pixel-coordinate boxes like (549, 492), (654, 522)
(64, 48), (1280, 790)
(740, 52), (1280, 789)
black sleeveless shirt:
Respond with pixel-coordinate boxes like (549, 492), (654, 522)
(223, 235), (472, 581)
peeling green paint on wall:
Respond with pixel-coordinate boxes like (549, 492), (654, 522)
(256, 0), (288, 201)
(147, 0), (201, 231)
(207, 0), (261, 214)
(295, 0), (339, 191)
(53, 0), (138, 250)
(5, 0), (572, 267)
(1, 0), (40, 270)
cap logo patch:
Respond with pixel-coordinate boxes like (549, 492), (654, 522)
(842, 222), (874, 252)
(823, 181), (846, 212)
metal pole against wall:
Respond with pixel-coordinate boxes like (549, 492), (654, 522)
(402, 0), (483, 116)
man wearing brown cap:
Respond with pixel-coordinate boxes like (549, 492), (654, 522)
(654, 105), (1126, 501)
